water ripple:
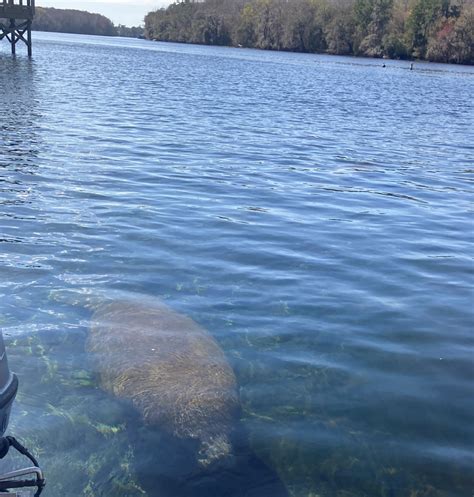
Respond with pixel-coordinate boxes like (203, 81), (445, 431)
(1, 34), (473, 497)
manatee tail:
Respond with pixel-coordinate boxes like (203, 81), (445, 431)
(198, 434), (235, 468)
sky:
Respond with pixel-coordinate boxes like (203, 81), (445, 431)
(37, 0), (170, 26)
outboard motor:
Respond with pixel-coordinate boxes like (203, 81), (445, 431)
(0, 333), (18, 437)
(0, 332), (45, 496)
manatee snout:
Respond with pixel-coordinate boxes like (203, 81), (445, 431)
(87, 299), (240, 467)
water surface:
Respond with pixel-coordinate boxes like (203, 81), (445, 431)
(1, 32), (473, 497)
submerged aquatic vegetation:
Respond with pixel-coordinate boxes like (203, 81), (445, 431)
(3, 306), (469, 497)
(237, 330), (467, 497)
(5, 329), (149, 497)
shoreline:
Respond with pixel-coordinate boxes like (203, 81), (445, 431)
(145, 36), (474, 67)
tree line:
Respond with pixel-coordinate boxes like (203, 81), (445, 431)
(31, 7), (144, 38)
(144, 0), (473, 64)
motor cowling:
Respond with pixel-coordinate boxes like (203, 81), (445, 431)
(0, 333), (18, 438)
(0, 332), (45, 496)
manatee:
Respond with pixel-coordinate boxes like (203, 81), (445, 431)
(87, 299), (240, 468)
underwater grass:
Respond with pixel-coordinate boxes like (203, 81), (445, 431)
(3, 299), (470, 497)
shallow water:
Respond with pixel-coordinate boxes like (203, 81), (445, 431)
(1, 32), (473, 497)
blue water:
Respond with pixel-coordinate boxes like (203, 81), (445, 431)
(1, 32), (473, 497)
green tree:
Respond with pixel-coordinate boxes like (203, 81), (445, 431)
(426, 3), (474, 62)
(407, 0), (448, 57)
(325, 4), (356, 54)
(381, 0), (409, 58)
(143, 0), (473, 64)
(324, 9), (356, 55)
(253, 0), (284, 50)
(355, 0), (394, 56)
(282, 0), (328, 53)
(235, 3), (257, 46)
(33, 7), (117, 36)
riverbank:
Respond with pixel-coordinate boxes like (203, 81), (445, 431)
(25, 7), (143, 38)
(144, 0), (473, 65)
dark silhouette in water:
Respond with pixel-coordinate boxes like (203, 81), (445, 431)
(88, 297), (289, 496)
(131, 423), (289, 497)
(88, 299), (240, 469)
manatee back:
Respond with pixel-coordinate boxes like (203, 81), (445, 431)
(87, 299), (240, 459)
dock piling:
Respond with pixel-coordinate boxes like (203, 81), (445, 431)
(0, 0), (35, 56)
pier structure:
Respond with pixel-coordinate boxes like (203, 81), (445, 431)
(0, 0), (35, 56)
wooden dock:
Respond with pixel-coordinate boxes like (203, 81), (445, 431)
(0, 0), (35, 56)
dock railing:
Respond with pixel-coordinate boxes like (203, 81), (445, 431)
(0, 0), (35, 19)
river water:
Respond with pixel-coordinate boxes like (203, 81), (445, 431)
(1, 32), (473, 497)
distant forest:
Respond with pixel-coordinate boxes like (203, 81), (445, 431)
(144, 0), (473, 64)
(32, 7), (144, 38)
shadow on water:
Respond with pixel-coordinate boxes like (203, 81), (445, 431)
(132, 424), (290, 497)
